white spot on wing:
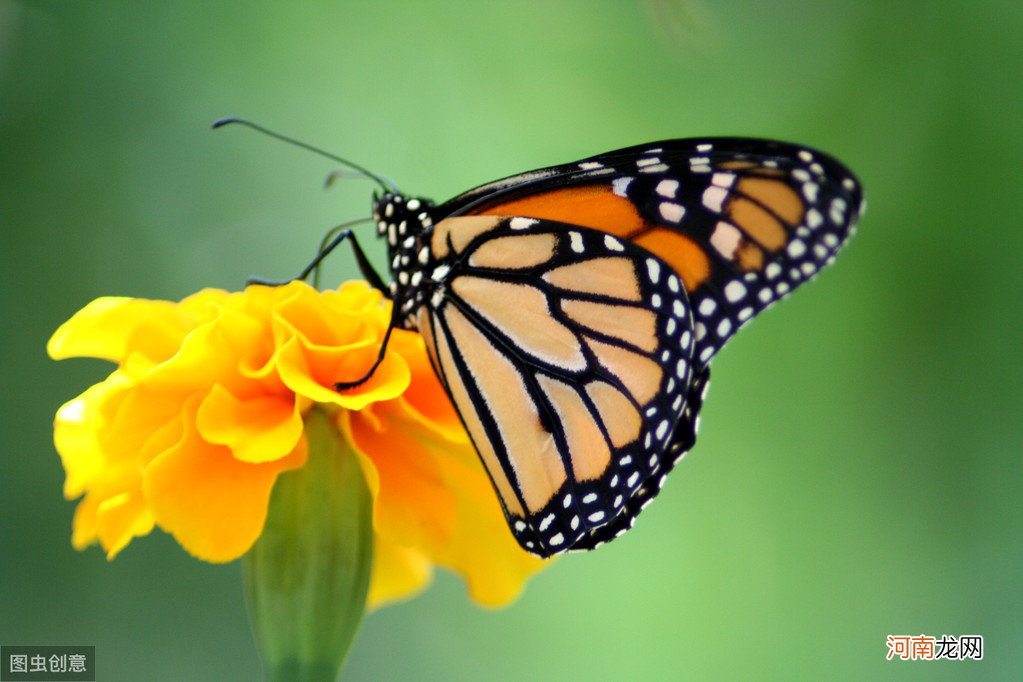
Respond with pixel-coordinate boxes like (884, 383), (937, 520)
(656, 179), (679, 197)
(659, 202), (685, 223)
(646, 258), (661, 283)
(710, 221), (742, 259)
(787, 240), (807, 258)
(703, 186), (728, 212)
(724, 280), (747, 302)
(612, 176), (633, 197)
(510, 217), (537, 230)
(711, 172), (736, 188)
(803, 182), (819, 202)
(604, 235), (624, 251)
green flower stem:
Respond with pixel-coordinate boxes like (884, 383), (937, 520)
(244, 407), (374, 681)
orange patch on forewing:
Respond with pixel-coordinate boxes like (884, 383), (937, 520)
(735, 177), (804, 226)
(451, 276), (585, 371)
(536, 375), (611, 482)
(431, 216), (503, 259)
(468, 233), (557, 270)
(543, 257), (642, 302)
(585, 380), (642, 448)
(725, 196), (788, 251)
(442, 306), (567, 514)
(560, 299), (658, 353)
(432, 308), (524, 517)
(583, 335), (662, 406)
(476, 185), (648, 237)
(633, 229), (710, 292)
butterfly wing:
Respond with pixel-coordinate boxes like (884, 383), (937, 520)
(440, 138), (864, 367)
(414, 215), (697, 557)
(570, 364), (709, 551)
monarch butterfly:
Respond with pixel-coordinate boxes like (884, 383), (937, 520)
(217, 120), (864, 558)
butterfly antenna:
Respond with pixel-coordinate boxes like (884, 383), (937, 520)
(323, 168), (400, 190)
(212, 117), (397, 193)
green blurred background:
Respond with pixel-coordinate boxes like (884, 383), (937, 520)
(2, 1), (1020, 679)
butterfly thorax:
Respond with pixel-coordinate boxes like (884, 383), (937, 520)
(372, 192), (441, 330)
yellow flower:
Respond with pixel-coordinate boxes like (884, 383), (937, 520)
(48, 280), (546, 608)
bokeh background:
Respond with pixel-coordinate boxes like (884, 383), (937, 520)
(2, 1), (1020, 679)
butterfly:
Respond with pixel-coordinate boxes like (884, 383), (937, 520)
(221, 121), (864, 558)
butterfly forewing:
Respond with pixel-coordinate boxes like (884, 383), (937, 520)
(415, 216), (696, 556)
(445, 138), (864, 368)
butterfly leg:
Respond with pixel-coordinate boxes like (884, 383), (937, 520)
(334, 292), (403, 391)
(247, 228), (389, 295)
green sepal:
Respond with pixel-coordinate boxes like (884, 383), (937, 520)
(244, 407), (373, 681)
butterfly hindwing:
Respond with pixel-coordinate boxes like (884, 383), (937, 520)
(414, 215), (698, 557)
(570, 364), (710, 550)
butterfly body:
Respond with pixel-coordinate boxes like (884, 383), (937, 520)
(366, 138), (863, 557)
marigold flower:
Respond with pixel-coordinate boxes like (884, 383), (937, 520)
(48, 280), (546, 609)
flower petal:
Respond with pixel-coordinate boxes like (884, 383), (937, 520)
(426, 448), (550, 608)
(277, 337), (410, 410)
(54, 380), (121, 499)
(96, 491), (155, 560)
(367, 537), (433, 610)
(346, 397), (547, 608)
(343, 404), (459, 550)
(48, 297), (199, 365)
(386, 331), (466, 442)
(143, 402), (307, 562)
(196, 384), (302, 463)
